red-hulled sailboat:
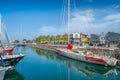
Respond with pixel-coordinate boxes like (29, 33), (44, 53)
(55, 0), (118, 66)
(4, 48), (14, 54)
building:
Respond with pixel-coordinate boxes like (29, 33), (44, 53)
(80, 33), (89, 43)
(73, 33), (80, 44)
(99, 32), (106, 45)
(89, 34), (99, 44)
(69, 33), (89, 45)
(105, 32), (120, 47)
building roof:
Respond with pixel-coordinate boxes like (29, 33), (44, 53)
(105, 32), (120, 41)
(90, 34), (99, 41)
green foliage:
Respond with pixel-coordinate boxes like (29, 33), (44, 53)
(13, 40), (19, 43)
(34, 34), (68, 43)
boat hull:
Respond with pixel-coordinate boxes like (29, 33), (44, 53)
(56, 54), (116, 76)
(4, 48), (14, 53)
(0, 67), (6, 80)
(55, 49), (115, 66)
(0, 54), (25, 67)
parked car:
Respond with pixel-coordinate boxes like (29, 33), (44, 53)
(96, 43), (102, 46)
(80, 42), (83, 46)
(89, 43), (93, 46)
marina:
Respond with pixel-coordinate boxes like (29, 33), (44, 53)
(0, 14), (25, 79)
(3, 46), (120, 80)
(0, 0), (120, 80)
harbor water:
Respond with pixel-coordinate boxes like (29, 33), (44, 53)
(4, 46), (120, 80)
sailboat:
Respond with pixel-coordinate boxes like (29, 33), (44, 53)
(0, 67), (6, 80)
(17, 26), (26, 47)
(56, 54), (118, 78)
(0, 14), (25, 67)
(0, 15), (14, 55)
(55, 0), (118, 66)
(0, 53), (14, 80)
(0, 66), (15, 80)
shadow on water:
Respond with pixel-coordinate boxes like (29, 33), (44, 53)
(35, 48), (120, 79)
(3, 69), (25, 80)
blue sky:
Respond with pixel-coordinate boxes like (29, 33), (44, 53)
(0, 0), (120, 40)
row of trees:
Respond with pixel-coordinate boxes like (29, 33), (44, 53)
(35, 34), (68, 43)
(13, 39), (32, 43)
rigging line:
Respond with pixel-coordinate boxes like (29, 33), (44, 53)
(60, 0), (64, 28)
(74, 0), (77, 11)
(61, 0), (67, 34)
(60, 0), (66, 35)
(20, 25), (23, 44)
(2, 23), (11, 44)
(0, 40), (5, 57)
(61, 0), (64, 30)
(64, 1), (68, 34)
(85, 15), (92, 37)
(78, 0), (87, 34)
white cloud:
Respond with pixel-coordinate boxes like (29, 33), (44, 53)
(37, 26), (57, 35)
(104, 14), (120, 21)
(70, 9), (120, 34)
(37, 26), (67, 35)
(71, 10), (95, 22)
(37, 9), (120, 35)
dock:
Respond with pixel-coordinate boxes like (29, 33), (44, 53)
(24, 43), (120, 60)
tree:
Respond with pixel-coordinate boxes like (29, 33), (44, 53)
(13, 40), (19, 43)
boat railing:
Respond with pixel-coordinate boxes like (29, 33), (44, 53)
(3, 54), (24, 59)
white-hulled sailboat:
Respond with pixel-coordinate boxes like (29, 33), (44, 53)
(0, 56), (14, 80)
(0, 14), (25, 67)
(0, 67), (6, 80)
(55, 0), (118, 66)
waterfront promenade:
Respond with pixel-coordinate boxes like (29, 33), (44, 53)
(24, 43), (120, 60)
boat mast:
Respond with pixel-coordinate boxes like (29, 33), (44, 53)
(0, 14), (1, 39)
(0, 14), (5, 57)
(20, 25), (22, 44)
(68, 0), (70, 44)
(0, 14), (5, 67)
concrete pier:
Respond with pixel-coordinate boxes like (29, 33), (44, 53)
(25, 43), (120, 60)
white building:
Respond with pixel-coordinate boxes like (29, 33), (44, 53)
(73, 33), (80, 44)
(99, 32), (106, 44)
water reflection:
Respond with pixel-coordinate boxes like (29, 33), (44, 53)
(56, 54), (119, 78)
(36, 49), (55, 60)
(3, 69), (25, 80)
(35, 49), (120, 80)
(13, 46), (26, 54)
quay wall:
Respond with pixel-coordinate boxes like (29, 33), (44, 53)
(25, 43), (120, 60)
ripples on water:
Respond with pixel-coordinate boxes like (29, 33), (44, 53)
(3, 46), (120, 80)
